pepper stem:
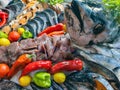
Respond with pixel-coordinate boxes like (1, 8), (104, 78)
(27, 54), (36, 59)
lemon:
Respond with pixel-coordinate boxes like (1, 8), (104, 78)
(0, 38), (10, 46)
(19, 75), (32, 87)
(53, 72), (66, 84)
(18, 27), (25, 35)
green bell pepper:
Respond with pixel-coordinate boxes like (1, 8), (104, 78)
(22, 31), (33, 39)
(0, 31), (8, 38)
(33, 72), (51, 88)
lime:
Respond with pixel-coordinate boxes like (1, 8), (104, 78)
(19, 75), (32, 87)
(53, 72), (66, 84)
(0, 38), (10, 46)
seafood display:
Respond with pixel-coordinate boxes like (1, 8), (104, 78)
(0, 0), (120, 90)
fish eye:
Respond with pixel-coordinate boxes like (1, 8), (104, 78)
(88, 40), (94, 45)
(93, 23), (105, 35)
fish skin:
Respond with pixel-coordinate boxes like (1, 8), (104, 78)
(90, 45), (120, 62)
(64, 81), (78, 90)
(0, 0), (12, 8)
(30, 80), (64, 90)
(90, 73), (114, 90)
(0, 79), (28, 90)
(83, 59), (120, 89)
(67, 71), (115, 90)
(73, 47), (120, 80)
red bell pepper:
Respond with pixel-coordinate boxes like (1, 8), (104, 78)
(0, 11), (8, 27)
(50, 59), (83, 74)
(38, 23), (66, 36)
(21, 60), (52, 76)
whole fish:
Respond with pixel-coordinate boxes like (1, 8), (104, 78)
(64, 0), (120, 83)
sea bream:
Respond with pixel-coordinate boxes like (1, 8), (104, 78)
(64, 0), (120, 81)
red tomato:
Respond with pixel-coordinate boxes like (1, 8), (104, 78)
(8, 31), (20, 42)
(0, 63), (10, 78)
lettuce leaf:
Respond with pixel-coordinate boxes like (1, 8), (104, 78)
(102, 0), (120, 24)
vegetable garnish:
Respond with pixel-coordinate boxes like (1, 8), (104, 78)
(38, 0), (64, 5)
(50, 59), (83, 74)
(8, 31), (20, 42)
(0, 11), (8, 27)
(0, 31), (8, 38)
(0, 63), (10, 78)
(38, 23), (66, 36)
(53, 72), (66, 84)
(102, 0), (120, 24)
(18, 27), (25, 35)
(0, 38), (10, 46)
(33, 72), (51, 88)
(21, 60), (52, 76)
(48, 31), (64, 36)
(19, 75), (32, 87)
(22, 30), (33, 39)
(7, 54), (34, 79)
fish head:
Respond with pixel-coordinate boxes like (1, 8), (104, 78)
(64, 0), (110, 46)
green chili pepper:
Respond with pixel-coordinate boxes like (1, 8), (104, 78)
(33, 72), (51, 88)
(22, 31), (33, 39)
(0, 31), (8, 38)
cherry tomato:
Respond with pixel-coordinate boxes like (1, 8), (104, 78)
(8, 31), (20, 42)
(0, 63), (10, 78)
